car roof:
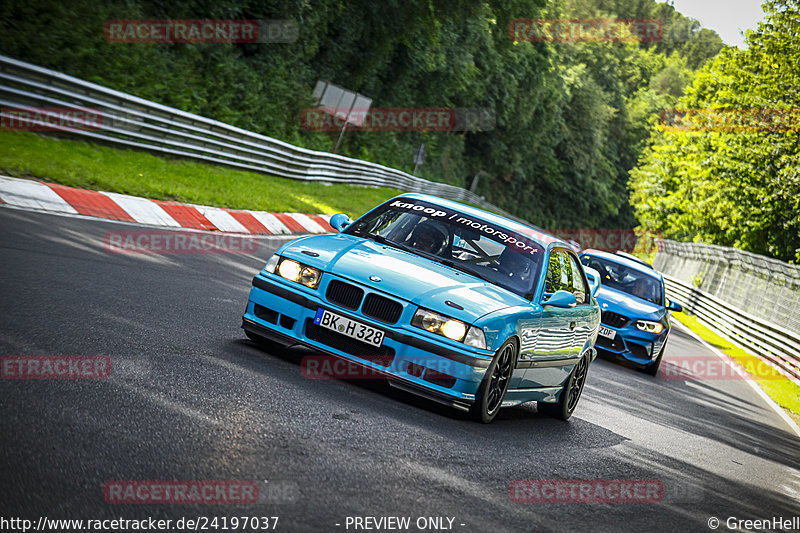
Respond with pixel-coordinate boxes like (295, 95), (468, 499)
(614, 251), (654, 270)
(393, 193), (571, 250)
(579, 248), (663, 281)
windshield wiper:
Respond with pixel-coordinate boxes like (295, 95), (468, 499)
(367, 233), (415, 254)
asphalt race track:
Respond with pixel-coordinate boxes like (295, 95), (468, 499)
(1, 207), (799, 533)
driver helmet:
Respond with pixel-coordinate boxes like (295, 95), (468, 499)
(498, 248), (531, 280)
(410, 220), (448, 254)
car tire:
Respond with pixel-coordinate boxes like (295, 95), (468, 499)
(537, 352), (589, 421)
(470, 338), (517, 424)
(644, 342), (666, 376)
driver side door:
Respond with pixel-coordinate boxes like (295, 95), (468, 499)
(516, 248), (580, 389)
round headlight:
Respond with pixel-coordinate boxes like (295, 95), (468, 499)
(278, 259), (301, 281)
(299, 267), (320, 288)
(421, 312), (441, 332)
(441, 319), (467, 341)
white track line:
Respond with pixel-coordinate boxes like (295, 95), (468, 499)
(673, 320), (800, 439)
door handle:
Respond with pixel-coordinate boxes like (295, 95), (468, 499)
(569, 321), (577, 330)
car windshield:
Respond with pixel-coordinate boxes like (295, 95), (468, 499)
(345, 198), (545, 299)
(580, 254), (663, 305)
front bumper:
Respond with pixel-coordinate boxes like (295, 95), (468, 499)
(242, 272), (495, 407)
(594, 323), (667, 367)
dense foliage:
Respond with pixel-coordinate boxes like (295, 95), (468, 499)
(630, 0), (800, 263)
(1, 0), (723, 230)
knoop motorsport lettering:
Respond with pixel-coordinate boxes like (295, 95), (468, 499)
(388, 200), (541, 256)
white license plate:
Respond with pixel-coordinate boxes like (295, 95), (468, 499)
(598, 325), (616, 340)
(314, 308), (385, 347)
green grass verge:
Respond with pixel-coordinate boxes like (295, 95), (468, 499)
(0, 130), (400, 218)
(672, 312), (800, 419)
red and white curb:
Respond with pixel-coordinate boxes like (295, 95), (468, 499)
(0, 176), (332, 234)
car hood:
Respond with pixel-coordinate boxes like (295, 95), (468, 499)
(596, 285), (665, 322)
(279, 234), (525, 321)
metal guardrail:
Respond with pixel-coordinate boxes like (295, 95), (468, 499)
(0, 55), (516, 218)
(663, 273), (800, 383)
(654, 239), (800, 332)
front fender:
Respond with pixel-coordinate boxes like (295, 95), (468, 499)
(475, 304), (542, 353)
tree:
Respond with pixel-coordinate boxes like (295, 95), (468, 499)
(0, 0), (726, 233)
(630, 0), (800, 262)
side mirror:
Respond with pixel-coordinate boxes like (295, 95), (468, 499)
(543, 290), (577, 308)
(583, 267), (601, 298)
(667, 300), (683, 312)
(329, 213), (352, 232)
